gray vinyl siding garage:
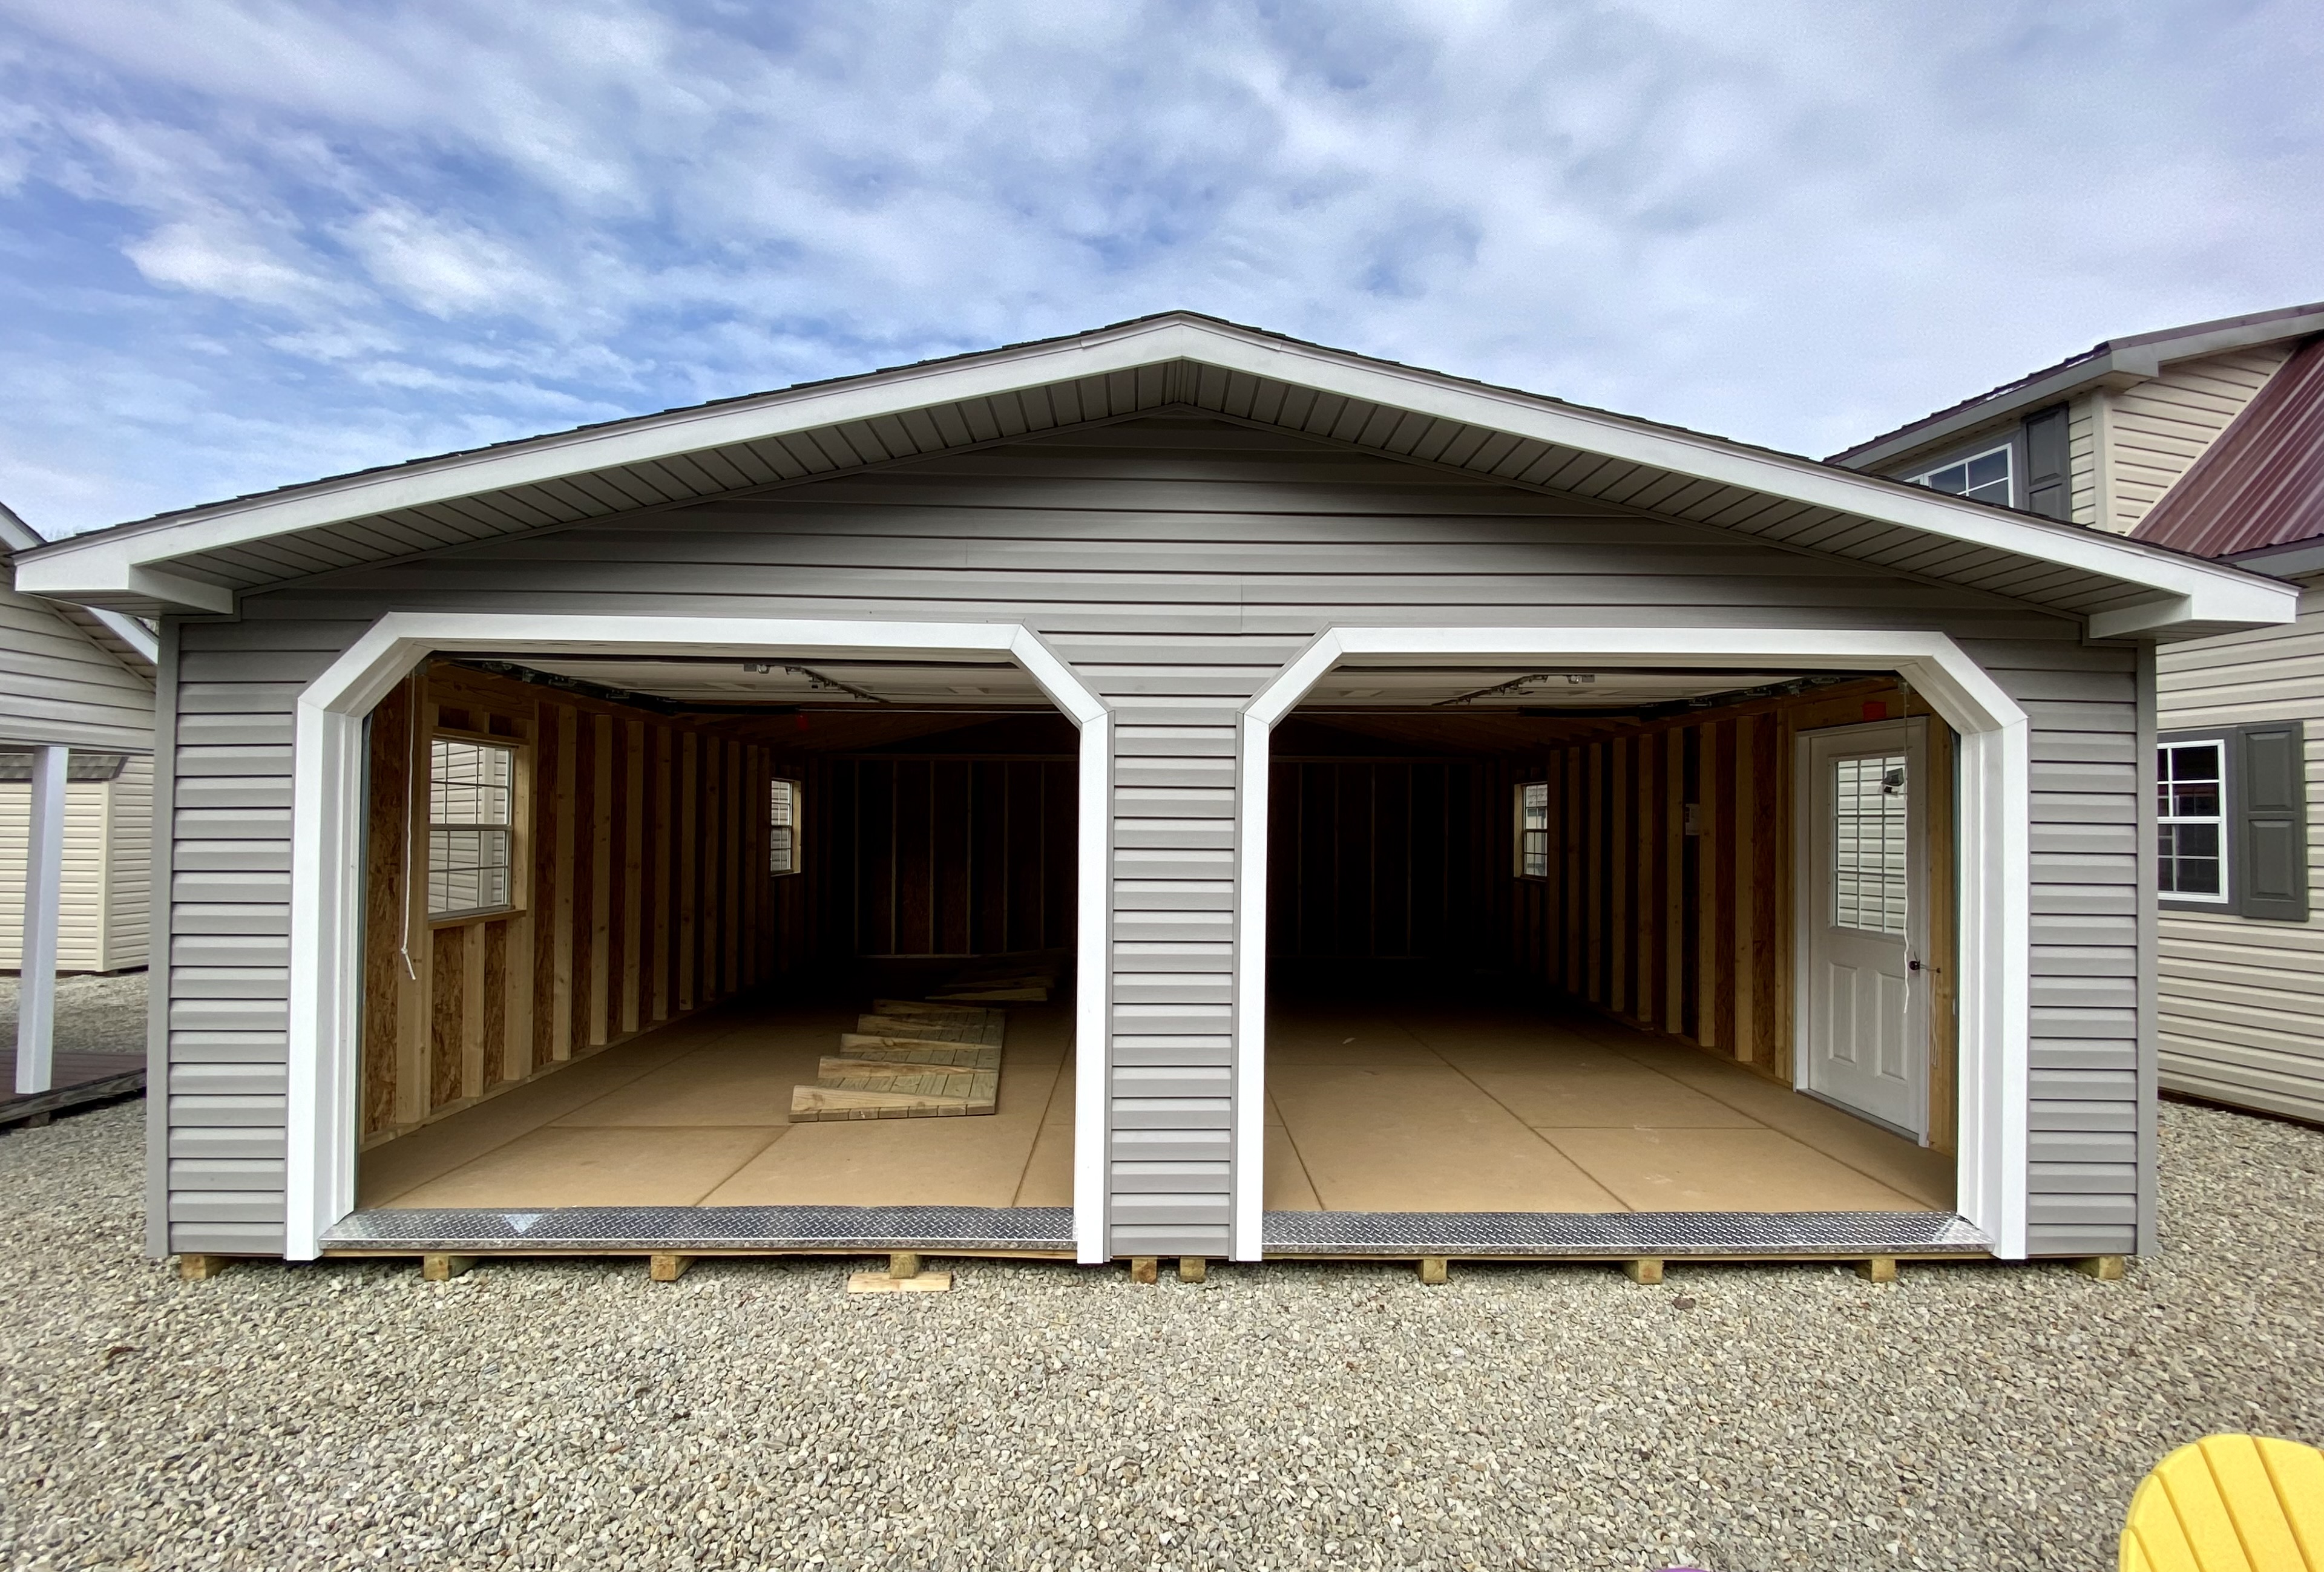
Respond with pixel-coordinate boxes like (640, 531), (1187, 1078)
(151, 416), (2147, 1259)
(17, 315), (2291, 1269)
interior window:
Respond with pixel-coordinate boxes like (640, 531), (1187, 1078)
(1516, 781), (1549, 877)
(428, 738), (516, 917)
(1910, 444), (2012, 506)
(2158, 741), (2228, 900)
(769, 778), (802, 876)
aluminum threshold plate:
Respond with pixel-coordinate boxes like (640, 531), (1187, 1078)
(1261, 1210), (1991, 1256)
(321, 1204), (1075, 1253)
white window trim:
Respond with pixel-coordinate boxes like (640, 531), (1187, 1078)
(286, 613), (1112, 1262)
(768, 777), (803, 878)
(1515, 780), (1550, 879)
(1237, 626), (2032, 1262)
(1906, 440), (2015, 506)
(426, 735), (520, 922)
(2157, 735), (2233, 905)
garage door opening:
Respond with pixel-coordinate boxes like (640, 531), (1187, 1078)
(1258, 662), (1960, 1226)
(346, 652), (1080, 1223)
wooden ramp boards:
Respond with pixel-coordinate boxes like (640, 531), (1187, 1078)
(789, 999), (1006, 1122)
(924, 954), (1061, 1004)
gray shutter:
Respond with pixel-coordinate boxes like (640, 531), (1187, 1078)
(2022, 405), (2069, 519)
(2235, 721), (2309, 921)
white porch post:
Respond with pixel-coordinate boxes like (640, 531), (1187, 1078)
(15, 744), (68, 1095)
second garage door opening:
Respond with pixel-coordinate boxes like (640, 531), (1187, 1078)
(1261, 663), (1960, 1221)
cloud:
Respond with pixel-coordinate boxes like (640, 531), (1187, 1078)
(0, 0), (2320, 534)
(123, 215), (333, 307)
(337, 203), (556, 318)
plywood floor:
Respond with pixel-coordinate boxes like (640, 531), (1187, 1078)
(1264, 997), (1954, 1213)
(359, 986), (1951, 1216)
(358, 991), (1075, 1210)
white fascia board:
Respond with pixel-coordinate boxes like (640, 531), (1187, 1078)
(15, 316), (2294, 635)
(88, 607), (160, 666)
(1257, 626), (2027, 736)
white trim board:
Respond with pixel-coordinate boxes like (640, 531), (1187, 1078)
(18, 315), (2294, 638)
(1233, 626), (2032, 1262)
(281, 612), (1113, 1262)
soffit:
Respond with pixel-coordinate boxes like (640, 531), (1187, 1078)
(15, 313), (2291, 637)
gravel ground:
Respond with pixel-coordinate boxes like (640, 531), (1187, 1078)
(0, 972), (149, 1059)
(1, 1101), (2320, 1572)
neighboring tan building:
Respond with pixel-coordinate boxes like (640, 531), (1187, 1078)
(1836, 303), (2324, 1127)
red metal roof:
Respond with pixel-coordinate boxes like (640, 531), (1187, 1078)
(2132, 335), (2324, 559)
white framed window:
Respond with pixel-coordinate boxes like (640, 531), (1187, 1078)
(2158, 739), (2228, 902)
(1909, 443), (2012, 506)
(1831, 753), (1910, 935)
(428, 737), (517, 919)
(769, 778), (801, 876)
(1516, 781), (1549, 878)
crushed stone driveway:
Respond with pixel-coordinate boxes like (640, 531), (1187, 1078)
(1, 1099), (2319, 1571)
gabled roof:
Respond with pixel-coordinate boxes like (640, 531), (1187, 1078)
(15, 310), (2293, 639)
(2132, 336), (2324, 565)
(1832, 300), (2324, 472)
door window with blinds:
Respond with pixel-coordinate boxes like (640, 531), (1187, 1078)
(1515, 781), (1550, 877)
(769, 778), (802, 876)
(1831, 753), (1910, 935)
(428, 738), (518, 919)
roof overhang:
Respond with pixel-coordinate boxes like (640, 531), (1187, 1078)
(16, 312), (2296, 640)
(1834, 302), (2324, 472)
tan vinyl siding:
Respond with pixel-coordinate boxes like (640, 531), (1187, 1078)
(2155, 580), (2324, 1124)
(2069, 396), (2099, 526)
(2096, 347), (2293, 535)
(101, 754), (153, 971)
(157, 414), (2146, 1257)
(0, 767), (149, 972)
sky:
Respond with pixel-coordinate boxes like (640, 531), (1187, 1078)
(1, 1), (2320, 537)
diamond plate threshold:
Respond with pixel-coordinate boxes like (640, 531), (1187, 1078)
(321, 1205), (1077, 1255)
(1262, 1210), (1991, 1257)
(321, 1205), (1989, 1259)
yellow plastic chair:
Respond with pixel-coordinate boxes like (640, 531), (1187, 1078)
(2121, 1434), (2324, 1571)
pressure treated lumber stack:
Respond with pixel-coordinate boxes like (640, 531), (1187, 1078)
(787, 1000), (1006, 1122)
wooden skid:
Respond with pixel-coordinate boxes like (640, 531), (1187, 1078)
(856, 1014), (1003, 1045)
(872, 1000), (1002, 1022)
(847, 1269), (953, 1293)
(836, 1034), (1001, 1067)
(817, 1064), (999, 1102)
(790, 1084), (986, 1120)
(927, 985), (1049, 1002)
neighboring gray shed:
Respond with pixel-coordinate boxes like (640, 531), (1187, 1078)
(16, 315), (2297, 1274)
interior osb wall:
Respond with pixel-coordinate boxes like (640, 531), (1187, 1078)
(1502, 679), (1961, 1153)
(359, 664), (788, 1145)
(803, 755), (1078, 959)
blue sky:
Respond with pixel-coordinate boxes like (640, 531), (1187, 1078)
(2, 0), (2320, 535)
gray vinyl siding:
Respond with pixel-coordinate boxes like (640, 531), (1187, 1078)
(0, 559), (153, 753)
(156, 415), (2146, 1258)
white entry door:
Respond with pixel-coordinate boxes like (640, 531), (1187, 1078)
(1797, 720), (1929, 1139)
